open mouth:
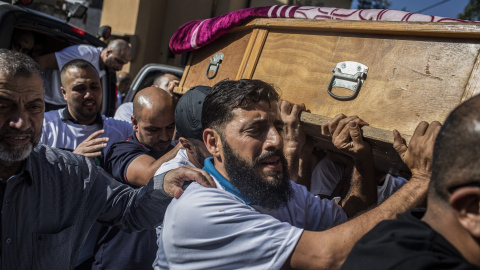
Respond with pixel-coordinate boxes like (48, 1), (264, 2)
(4, 134), (31, 145)
(83, 101), (96, 109)
(259, 156), (281, 166)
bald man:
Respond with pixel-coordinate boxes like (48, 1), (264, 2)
(105, 86), (180, 187)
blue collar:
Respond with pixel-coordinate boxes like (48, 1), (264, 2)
(203, 158), (251, 205)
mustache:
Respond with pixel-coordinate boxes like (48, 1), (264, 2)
(82, 99), (96, 104)
(253, 150), (284, 167)
(0, 127), (34, 137)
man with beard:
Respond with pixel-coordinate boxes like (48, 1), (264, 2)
(158, 79), (440, 269)
(0, 49), (215, 269)
(40, 59), (132, 167)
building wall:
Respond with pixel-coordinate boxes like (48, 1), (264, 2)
(100, 0), (352, 76)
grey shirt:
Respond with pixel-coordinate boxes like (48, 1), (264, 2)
(0, 144), (171, 269)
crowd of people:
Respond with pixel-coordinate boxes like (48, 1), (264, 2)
(1, 33), (479, 270)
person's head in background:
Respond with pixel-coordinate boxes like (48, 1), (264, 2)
(10, 29), (35, 55)
(153, 73), (181, 104)
(132, 87), (175, 154)
(100, 39), (132, 72)
(174, 85), (212, 168)
(60, 59), (102, 125)
(116, 71), (132, 96)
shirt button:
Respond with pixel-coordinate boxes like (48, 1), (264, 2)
(5, 198), (9, 204)
(6, 238), (11, 244)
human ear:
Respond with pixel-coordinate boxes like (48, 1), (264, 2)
(450, 187), (480, 238)
(131, 115), (139, 132)
(61, 86), (67, 100)
(179, 137), (193, 151)
(203, 128), (221, 159)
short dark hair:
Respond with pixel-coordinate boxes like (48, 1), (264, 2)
(0, 49), (41, 78)
(202, 79), (280, 132)
(60, 59), (98, 85)
(430, 94), (480, 201)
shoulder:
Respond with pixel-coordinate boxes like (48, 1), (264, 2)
(103, 116), (132, 128)
(32, 144), (96, 173)
(162, 182), (304, 269)
(103, 116), (133, 134)
(107, 137), (143, 156)
(165, 183), (249, 224)
(57, 44), (81, 54)
(76, 44), (97, 54)
(342, 210), (436, 270)
(114, 102), (133, 122)
(43, 109), (62, 123)
(155, 149), (192, 176)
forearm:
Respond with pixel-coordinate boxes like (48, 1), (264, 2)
(95, 169), (172, 232)
(295, 153), (312, 189)
(127, 147), (181, 187)
(284, 146), (301, 183)
(341, 156), (377, 218)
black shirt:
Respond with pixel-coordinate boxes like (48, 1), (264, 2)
(341, 209), (479, 270)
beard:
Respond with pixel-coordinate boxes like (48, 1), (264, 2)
(70, 100), (98, 124)
(0, 127), (37, 163)
(222, 140), (293, 210)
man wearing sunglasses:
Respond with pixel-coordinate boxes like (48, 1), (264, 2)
(342, 95), (480, 269)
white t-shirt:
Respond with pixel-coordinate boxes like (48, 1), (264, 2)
(154, 149), (194, 176)
(40, 108), (133, 155)
(44, 45), (106, 106)
(114, 102), (133, 122)
(311, 157), (408, 204)
(154, 154), (347, 270)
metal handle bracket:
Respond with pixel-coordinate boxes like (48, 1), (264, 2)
(327, 61), (369, 101)
(206, 52), (224, 79)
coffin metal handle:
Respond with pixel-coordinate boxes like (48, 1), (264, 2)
(327, 61), (368, 101)
(206, 52), (224, 79)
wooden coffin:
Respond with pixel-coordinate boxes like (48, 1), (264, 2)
(174, 18), (480, 175)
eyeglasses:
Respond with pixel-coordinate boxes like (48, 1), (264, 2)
(448, 181), (480, 194)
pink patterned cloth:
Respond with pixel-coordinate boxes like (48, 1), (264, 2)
(170, 5), (475, 54)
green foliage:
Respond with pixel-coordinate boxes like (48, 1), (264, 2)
(357, 0), (391, 9)
(458, 0), (480, 20)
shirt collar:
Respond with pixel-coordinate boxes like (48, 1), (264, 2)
(203, 157), (251, 205)
(130, 134), (174, 160)
(60, 107), (103, 125)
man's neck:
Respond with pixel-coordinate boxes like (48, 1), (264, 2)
(185, 150), (201, 169)
(64, 107), (99, 125)
(423, 205), (480, 266)
(0, 160), (23, 180)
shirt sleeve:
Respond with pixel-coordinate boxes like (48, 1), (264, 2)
(104, 139), (147, 184)
(81, 155), (172, 232)
(263, 182), (348, 231)
(55, 45), (98, 70)
(377, 174), (408, 204)
(161, 183), (303, 270)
